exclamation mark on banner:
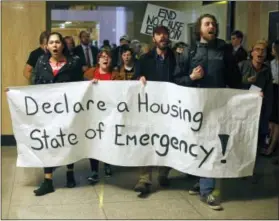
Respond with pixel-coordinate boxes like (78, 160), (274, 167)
(218, 134), (230, 164)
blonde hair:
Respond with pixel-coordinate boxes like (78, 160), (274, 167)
(249, 39), (268, 60)
(252, 40), (268, 50)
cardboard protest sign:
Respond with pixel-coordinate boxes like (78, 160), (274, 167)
(140, 4), (186, 42)
(6, 81), (262, 178)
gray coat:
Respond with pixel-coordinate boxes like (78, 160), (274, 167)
(174, 39), (242, 89)
(239, 60), (273, 119)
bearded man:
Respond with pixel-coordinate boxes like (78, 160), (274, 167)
(174, 14), (242, 211)
(132, 25), (176, 196)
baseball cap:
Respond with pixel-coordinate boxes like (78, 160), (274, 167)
(131, 39), (140, 44)
(153, 25), (170, 36)
(120, 35), (130, 42)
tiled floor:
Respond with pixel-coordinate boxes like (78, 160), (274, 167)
(1, 146), (278, 219)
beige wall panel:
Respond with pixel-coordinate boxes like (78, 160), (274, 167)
(260, 1), (278, 41)
(2, 1), (46, 135)
(246, 2), (261, 50)
(235, 1), (278, 50)
(234, 1), (248, 49)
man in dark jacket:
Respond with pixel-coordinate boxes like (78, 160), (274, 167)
(174, 14), (242, 211)
(230, 30), (248, 63)
(73, 31), (99, 71)
(133, 25), (176, 195)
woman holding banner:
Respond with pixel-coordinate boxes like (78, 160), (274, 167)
(31, 32), (84, 196)
(84, 49), (127, 183)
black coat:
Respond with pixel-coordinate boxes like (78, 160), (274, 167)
(31, 54), (84, 85)
(230, 45), (248, 64)
(133, 47), (176, 82)
(73, 45), (99, 67)
(174, 39), (242, 89)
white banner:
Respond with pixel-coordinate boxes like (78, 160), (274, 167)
(140, 4), (186, 42)
(6, 81), (262, 178)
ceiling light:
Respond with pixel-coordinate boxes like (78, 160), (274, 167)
(216, 1), (227, 4)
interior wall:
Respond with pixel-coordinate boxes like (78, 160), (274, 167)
(235, 1), (279, 50)
(1, 1), (46, 135)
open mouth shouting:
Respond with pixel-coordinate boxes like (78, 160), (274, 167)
(99, 56), (111, 69)
(256, 54), (265, 63)
(52, 49), (58, 54)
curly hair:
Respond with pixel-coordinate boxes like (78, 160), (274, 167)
(194, 14), (219, 41)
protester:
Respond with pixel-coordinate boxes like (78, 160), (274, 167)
(84, 49), (121, 183)
(133, 25), (176, 195)
(112, 35), (130, 68)
(31, 32), (84, 196)
(174, 14), (242, 210)
(239, 40), (273, 154)
(117, 46), (136, 80)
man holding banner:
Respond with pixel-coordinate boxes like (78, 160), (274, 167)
(175, 14), (242, 210)
(133, 25), (176, 195)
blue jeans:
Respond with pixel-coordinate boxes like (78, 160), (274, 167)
(200, 177), (215, 197)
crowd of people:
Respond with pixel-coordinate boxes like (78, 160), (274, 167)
(23, 13), (278, 211)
